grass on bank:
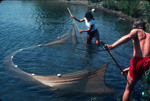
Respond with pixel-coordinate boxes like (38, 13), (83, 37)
(88, 0), (150, 32)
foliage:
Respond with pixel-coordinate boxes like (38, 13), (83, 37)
(102, 0), (142, 18)
(88, 0), (150, 25)
(88, 0), (100, 3)
(140, 69), (150, 101)
(100, 0), (150, 32)
(144, 2), (150, 23)
(102, 0), (118, 10)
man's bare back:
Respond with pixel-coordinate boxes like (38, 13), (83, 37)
(133, 29), (150, 57)
(103, 18), (150, 101)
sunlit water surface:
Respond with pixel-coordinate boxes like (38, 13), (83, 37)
(0, 1), (142, 101)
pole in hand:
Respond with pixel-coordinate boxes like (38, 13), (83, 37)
(67, 7), (86, 45)
(101, 41), (127, 78)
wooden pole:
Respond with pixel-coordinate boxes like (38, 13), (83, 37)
(67, 7), (86, 45)
(101, 41), (136, 94)
(101, 41), (126, 77)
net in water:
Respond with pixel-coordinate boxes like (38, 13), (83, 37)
(5, 24), (114, 94)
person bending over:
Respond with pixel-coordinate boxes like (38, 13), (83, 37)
(104, 18), (150, 101)
(71, 12), (100, 45)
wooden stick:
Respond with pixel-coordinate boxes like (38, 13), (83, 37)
(101, 41), (136, 94)
(67, 7), (86, 45)
(101, 41), (126, 78)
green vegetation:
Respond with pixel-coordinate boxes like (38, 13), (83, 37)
(140, 69), (150, 101)
(144, 2), (150, 23)
(142, 2), (150, 31)
(88, 0), (150, 32)
(102, 0), (142, 18)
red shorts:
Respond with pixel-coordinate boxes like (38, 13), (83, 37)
(129, 56), (150, 81)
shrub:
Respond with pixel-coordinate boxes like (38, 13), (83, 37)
(141, 69), (150, 101)
(144, 2), (150, 23)
(102, 0), (142, 18)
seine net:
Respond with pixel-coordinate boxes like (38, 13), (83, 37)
(5, 25), (114, 94)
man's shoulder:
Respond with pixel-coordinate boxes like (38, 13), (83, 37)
(131, 29), (139, 32)
(129, 29), (139, 35)
(127, 29), (139, 39)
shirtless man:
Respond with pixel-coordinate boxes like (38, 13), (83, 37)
(104, 18), (150, 101)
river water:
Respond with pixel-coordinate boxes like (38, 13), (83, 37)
(0, 1), (141, 101)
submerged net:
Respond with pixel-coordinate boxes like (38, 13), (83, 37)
(5, 25), (114, 94)
(33, 63), (114, 93)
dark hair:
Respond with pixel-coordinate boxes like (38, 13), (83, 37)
(85, 12), (94, 20)
(133, 18), (146, 31)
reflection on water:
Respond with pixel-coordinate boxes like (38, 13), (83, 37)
(32, 1), (70, 32)
(0, 1), (137, 101)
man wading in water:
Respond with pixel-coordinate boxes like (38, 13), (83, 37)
(104, 18), (150, 101)
(71, 12), (100, 45)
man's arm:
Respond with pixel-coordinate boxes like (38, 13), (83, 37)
(71, 15), (85, 22)
(79, 25), (94, 33)
(105, 29), (138, 50)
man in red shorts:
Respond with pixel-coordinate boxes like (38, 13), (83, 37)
(104, 18), (150, 101)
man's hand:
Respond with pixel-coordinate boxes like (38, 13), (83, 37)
(121, 68), (129, 76)
(71, 15), (74, 18)
(79, 30), (83, 33)
(103, 44), (113, 50)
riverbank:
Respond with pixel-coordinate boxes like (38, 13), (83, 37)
(65, 0), (135, 20)
(64, 0), (150, 32)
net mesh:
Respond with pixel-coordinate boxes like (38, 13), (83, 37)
(5, 24), (114, 94)
(33, 63), (114, 93)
